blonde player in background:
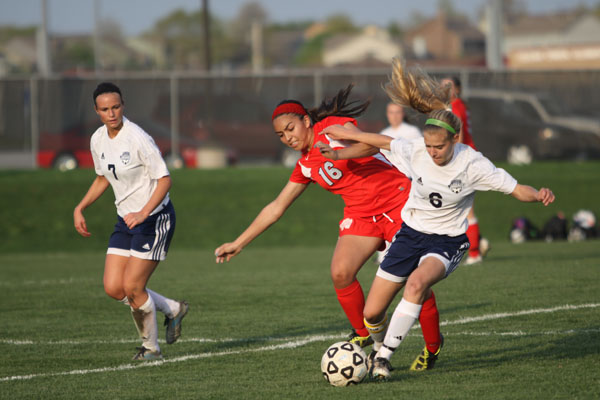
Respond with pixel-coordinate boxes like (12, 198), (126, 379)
(376, 102), (423, 264)
(317, 59), (555, 380)
(73, 82), (188, 361)
(441, 77), (489, 265)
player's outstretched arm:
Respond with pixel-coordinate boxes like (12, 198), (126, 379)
(215, 181), (308, 263)
(315, 142), (376, 161)
(510, 184), (555, 206)
(322, 124), (393, 151)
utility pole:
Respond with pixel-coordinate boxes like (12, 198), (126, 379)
(251, 20), (263, 73)
(93, 0), (103, 73)
(202, 0), (212, 71)
(485, 0), (504, 70)
(36, 0), (51, 76)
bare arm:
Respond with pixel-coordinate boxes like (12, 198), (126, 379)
(317, 123), (391, 160)
(215, 180), (308, 263)
(510, 184), (555, 206)
(73, 175), (110, 237)
(123, 175), (172, 229)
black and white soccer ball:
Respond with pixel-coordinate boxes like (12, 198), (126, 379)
(321, 341), (367, 386)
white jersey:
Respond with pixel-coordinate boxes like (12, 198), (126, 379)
(90, 117), (170, 218)
(380, 122), (422, 141)
(386, 138), (517, 236)
(380, 123), (422, 177)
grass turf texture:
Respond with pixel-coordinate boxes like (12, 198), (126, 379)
(1, 162), (599, 398)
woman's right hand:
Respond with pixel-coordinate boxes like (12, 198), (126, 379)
(73, 207), (91, 237)
(322, 124), (352, 140)
(215, 242), (242, 263)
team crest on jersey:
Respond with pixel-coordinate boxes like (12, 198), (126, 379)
(417, 177), (423, 185)
(340, 218), (353, 231)
(448, 179), (463, 193)
(120, 151), (131, 165)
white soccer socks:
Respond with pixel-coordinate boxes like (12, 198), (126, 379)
(122, 289), (180, 318)
(364, 314), (388, 352)
(146, 288), (181, 318)
(377, 298), (422, 360)
(131, 293), (160, 352)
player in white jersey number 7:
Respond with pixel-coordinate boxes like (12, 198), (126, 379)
(73, 82), (188, 361)
(316, 59), (555, 380)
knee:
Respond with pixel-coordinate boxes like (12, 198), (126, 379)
(104, 283), (125, 301)
(403, 278), (429, 299)
(330, 265), (356, 288)
(363, 307), (385, 325)
(122, 281), (144, 300)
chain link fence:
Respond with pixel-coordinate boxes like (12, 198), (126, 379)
(1, 68), (599, 169)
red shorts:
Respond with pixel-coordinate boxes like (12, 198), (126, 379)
(338, 203), (404, 250)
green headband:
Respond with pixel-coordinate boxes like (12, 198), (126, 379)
(425, 118), (456, 134)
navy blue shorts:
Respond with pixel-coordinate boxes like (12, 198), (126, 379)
(377, 223), (470, 283)
(107, 201), (176, 261)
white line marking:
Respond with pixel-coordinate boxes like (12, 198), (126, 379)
(438, 303), (600, 327)
(0, 278), (95, 287)
(1, 303), (598, 382)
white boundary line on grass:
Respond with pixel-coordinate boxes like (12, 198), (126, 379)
(1, 302), (598, 382)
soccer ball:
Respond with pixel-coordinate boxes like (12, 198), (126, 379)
(321, 341), (367, 386)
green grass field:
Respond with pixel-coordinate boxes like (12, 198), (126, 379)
(1, 163), (599, 399)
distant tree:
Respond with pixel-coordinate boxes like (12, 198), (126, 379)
(387, 21), (404, 39)
(438, 0), (460, 17)
(63, 42), (94, 70)
(0, 26), (36, 43)
(324, 14), (358, 34)
(149, 8), (231, 70)
(502, 0), (527, 24)
(293, 13), (358, 66)
(228, 1), (269, 68)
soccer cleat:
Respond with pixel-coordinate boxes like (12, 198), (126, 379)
(410, 334), (444, 371)
(464, 254), (483, 265)
(132, 346), (163, 361)
(479, 237), (491, 257)
(347, 329), (374, 348)
(164, 301), (189, 344)
(365, 350), (377, 371)
(370, 357), (393, 381)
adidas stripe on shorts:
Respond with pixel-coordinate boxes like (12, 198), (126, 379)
(107, 201), (176, 261)
(377, 222), (470, 283)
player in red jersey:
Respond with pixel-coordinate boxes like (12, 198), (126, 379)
(441, 77), (489, 265)
(215, 86), (444, 365)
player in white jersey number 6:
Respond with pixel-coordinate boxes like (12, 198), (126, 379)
(317, 59), (555, 380)
(73, 82), (188, 361)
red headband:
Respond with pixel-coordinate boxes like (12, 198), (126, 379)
(272, 102), (307, 121)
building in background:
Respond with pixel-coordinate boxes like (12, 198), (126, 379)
(404, 11), (486, 66)
(323, 25), (401, 67)
(502, 11), (600, 70)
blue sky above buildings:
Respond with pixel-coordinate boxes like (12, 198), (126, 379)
(0, 0), (597, 36)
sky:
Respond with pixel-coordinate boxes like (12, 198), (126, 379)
(0, 0), (597, 36)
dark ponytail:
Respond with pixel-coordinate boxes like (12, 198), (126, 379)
(307, 84), (370, 123)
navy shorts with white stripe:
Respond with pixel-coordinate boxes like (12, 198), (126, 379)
(107, 201), (176, 261)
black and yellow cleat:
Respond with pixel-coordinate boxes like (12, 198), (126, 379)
(347, 329), (374, 348)
(410, 334), (444, 371)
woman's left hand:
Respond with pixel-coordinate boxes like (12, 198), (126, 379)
(124, 211), (149, 229)
(314, 142), (338, 160)
(537, 187), (555, 206)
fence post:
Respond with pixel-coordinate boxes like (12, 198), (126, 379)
(313, 70), (322, 108)
(30, 76), (39, 168)
(170, 73), (180, 166)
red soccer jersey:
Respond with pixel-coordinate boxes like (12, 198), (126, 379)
(451, 98), (477, 150)
(289, 116), (410, 217)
